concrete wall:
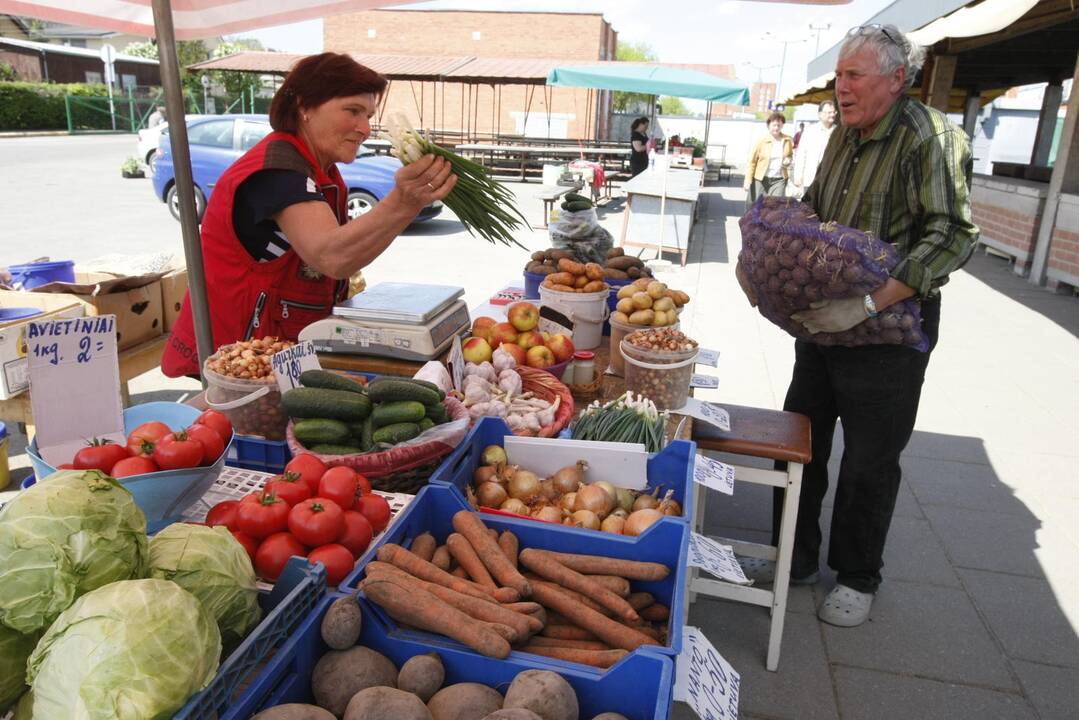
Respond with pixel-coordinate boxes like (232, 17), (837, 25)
(971, 174), (1048, 274)
(1048, 193), (1079, 287)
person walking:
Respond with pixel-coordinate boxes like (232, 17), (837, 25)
(743, 112), (793, 208)
(790, 100), (837, 198)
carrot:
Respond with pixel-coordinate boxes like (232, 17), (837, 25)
(530, 580), (658, 652)
(376, 544), (494, 603)
(446, 533), (497, 589)
(627, 591), (655, 611)
(541, 624), (597, 641)
(431, 545), (452, 571)
(452, 511), (532, 597)
(536, 551), (670, 581)
(409, 532), (437, 562)
(520, 549), (639, 622)
(582, 574), (630, 597)
(497, 530), (519, 569)
(451, 566), (469, 579)
(500, 601), (543, 615)
(522, 645), (628, 669)
(488, 528), (499, 542)
(641, 603), (670, 622)
(525, 635), (612, 651)
(523, 574), (610, 616)
(360, 577), (510, 659)
(486, 622), (518, 643)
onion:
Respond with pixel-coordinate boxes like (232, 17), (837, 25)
(624, 508), (663, 536)
(569, 510), (601, 531)
(550, 460), (588, 494)
(500, 498), (529, 516)
(533, 506), (563, 524)
(593, 481), (617, 503)
(500, 463), (519, 484)
(473, 465), (498, 485)
(658, 490), (682, 517)
(538, 479), (560, 502)
(559, 492), (577, 512)
(476, 482), (508, 508)
(600, 515), (626, 534)
(481, 444), (507, 466)
(632, 488), (661, 512)
(610, 508), (628, 520)
(615, 488), (636, 513)
(574, 485), (613, 519)
(508, 469), (541, 502)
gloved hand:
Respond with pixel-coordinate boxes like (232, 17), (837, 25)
(735, 262), (757, 307)
(791, 297), (867, 334)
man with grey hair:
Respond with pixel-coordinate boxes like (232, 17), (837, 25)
(740, 24), (978, 627)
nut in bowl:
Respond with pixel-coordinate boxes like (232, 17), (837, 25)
(203, 338), (293, 440)
(621, 328), (699, 412)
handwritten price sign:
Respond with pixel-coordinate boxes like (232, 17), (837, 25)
(673, 398), (731, 432)
(271, 341), (322, 393)
(690, 374), (719, 389)
(694, 455), (735, 495)
(696, 348), (720, 367)
(674, 626), (741, 720)
(688, 532), (751, 585)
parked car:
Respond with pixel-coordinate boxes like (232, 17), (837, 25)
(151, 114), (442, 224)
(136, 115), (207, 174)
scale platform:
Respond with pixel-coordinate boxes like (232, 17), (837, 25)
(299, 283), (470, 361)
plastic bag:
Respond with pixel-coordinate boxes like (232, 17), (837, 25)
(738, 196), (929, 351)
(549, 207), (613, 264)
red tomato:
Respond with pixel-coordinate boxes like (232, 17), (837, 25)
(288, 497), (345, 547)
(285, 454), (329, 495)
(230, 530), (259, 561)
(264, 471), (312, 507)
(308, 543), (355, 586)
(110, 455), (158, 478)
(153, 431), (204, 470)
(348, 473), (373, 510)
(73, 439), (130, 473)
(206, 500), (241, 531)
(57, 463), (76, 470)
(318, 467), (358, 510)
(237, 491), (291, 539)
(126, 421), (171, 458)
(337, 511), (374, 558)
(354, 494), (392, 534)
(195, 409), (233, 443)
(255, 532), (306, 582)
(184, 423), (225, 465)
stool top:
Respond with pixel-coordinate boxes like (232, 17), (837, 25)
(691, 403), (811, 464)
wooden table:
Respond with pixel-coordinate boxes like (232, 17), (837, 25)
(455, 143), (630, 182)
(619, 167), (703, 267)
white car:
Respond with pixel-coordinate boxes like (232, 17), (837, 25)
(136, 115), (207, 174)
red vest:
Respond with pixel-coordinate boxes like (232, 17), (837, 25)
(162, 132), (347, 378)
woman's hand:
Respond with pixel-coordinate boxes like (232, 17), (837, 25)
(392, 154), (456, 211)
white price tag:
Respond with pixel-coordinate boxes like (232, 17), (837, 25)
(672, 398), (731, 432)
(688, 532), (751, 585)
(271, 340), (322, 393)
(674, 626), (741, 720)
(27, 315), (124, 467)
(694, 455), (735, 495)
(448, 335), (465, 391)
(697, 348), (720, 367)
(690, 374), (719, 389)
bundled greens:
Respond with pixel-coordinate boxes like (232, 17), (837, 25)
(570, 392), (668, 452)
(385, 113), (529, 248)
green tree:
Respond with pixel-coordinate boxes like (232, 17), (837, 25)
(211, 39), (264, 102)
(657, 96), (690, 115)
(0, 62), (16, 82)
(613, 41), (657, 113)
(123, 39), (211, 103)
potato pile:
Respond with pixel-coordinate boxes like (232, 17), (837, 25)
(538, 258), (609, 294)
(611, 279), (690, 327)
(738, 197), (928, 350)
(525, 247), (654, 282)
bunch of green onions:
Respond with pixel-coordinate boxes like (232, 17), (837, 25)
(385, 113), (529, 248)
(570, 391), (668, 453)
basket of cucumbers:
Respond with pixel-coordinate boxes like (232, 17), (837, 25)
(282, 371), (469, 493)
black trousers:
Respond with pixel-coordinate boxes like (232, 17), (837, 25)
(773, 299), (940, 593)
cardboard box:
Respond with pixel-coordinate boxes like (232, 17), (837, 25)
(0, 294), (85, 400)
(28, 272), (164, 350)
(160, 268), (188, 332)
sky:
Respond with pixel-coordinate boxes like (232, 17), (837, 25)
(234, 0), (896, 103)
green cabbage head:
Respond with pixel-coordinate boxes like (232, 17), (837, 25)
(149, 523), (261, 644)
(0, 469), (148, 634)
(0, 624), (39, 712)
(25, 578), (221, 720)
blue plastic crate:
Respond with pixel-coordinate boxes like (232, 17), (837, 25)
(223, 592), (674, 720)
(430, 416), (696, 541)
(226, 435), (291, 474)
(341, 484), (688, 663)
(173, 556), (327, 719)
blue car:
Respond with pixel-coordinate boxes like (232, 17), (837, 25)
(151, 114), (441, 223)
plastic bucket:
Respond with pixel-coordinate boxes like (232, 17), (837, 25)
(621, 340), (698, 411)
(523, 271), (544, 299)
(607, 316), (680, 377)
(204, 363), (288, 441)
(8, 260), (75, 290)
(538, 284), (610, 350)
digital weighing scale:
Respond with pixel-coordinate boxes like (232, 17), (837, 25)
(298, 282), (470, 361)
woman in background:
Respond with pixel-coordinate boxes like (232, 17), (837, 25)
(744, 111), (793, 208)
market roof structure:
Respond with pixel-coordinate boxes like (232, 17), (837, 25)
(546, 64), (751, 105)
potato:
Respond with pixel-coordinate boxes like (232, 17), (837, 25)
(558, 258), (585, 275)
(652, 296), (675, 313)
(530, 251), (546, 262)
(503, 670), (579, 720)
(483, 711), (543, 720)
(427, 683), (503, 720)
(651, 310), (668, 326)
(615, 298), (635, 314)
(574, 274), (590, 289)
(672, 290), (690, 306)
(606, 247), (625, 258)
(630, 292), (653, 310)
(252, 704), (336, 720)
(646, 281), (667, 299)
(626, 266), (642, 279)
(549, 249), (574, 261)
(605, 256), (641, 271)
(610, 311), (629, 324)
(312, 647), (398, 718)
(345, 687), (431, 720)
(546, 272), (575, 287)
(632, 278), (653, 290)
(581, 280), (607, 293)
(590, 714), (630, 720)
(549, 284), (577, 293)
(532, 265), (557, 276)
(398, 653), (445, 704)
(583, 263), (605, 281)
(603, 267), (629, 280)
(616, 285), (636, 300)
(627, 309), (654, 326)
(320, 595), (363, 651)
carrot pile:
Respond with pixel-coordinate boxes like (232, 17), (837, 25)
(356, 510), (673, 667)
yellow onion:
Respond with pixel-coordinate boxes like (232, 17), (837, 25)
(632, 487), (661, 512)
(476, 482), (508, 508)
(500, 463), (519, 483)
(570, 510), (601, 531)
(474, 465), (499, 485)
(624, 508), (664, 536)
(532, 506), (563, 524)
(550, 460), (588, 494)
(600, 514), (626, 534)
(658, 490), (682, 517)
(574, 484), (614, 519)
(615, 487), (636, 513)
(593, 480), (617, 502)
(538, 479), (560, 502)
(559, 492), (577, 512)
(481, 444), (507, 466)
(508, 469), (542, 502)
(610, 508), (629, 520)
(500, 498), (529, 516)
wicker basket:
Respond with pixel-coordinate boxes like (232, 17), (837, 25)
(515, 365), (575, 437)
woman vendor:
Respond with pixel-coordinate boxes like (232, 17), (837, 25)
(162, 53), (455, 377)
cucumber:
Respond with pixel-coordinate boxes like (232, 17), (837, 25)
(282, 387), (372, 421)
(346, 421), (366, 437)
(418, 417), (435, 433)
(562, 200), (593, 212)
(293, 418), (350, 445)
(408, 378), (446, 401)
(373, 422), (421, 445)
(564, 192), (589, 203)
(372, 400), (426, 428)
(299, 369), (367, 394)
(361, 416), (374, 452)
(425, 402), (449, 424)
(310, 443), (364, 455)
(367, 378), (442, 406)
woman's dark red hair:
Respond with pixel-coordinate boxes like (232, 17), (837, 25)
(269, 52), (387, 133)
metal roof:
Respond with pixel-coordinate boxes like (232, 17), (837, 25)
(0, 36), (158, 65)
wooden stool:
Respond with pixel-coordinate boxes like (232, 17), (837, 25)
(687, 403), (811, 672)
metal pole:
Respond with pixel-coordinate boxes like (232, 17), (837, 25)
(703, 101), (712, 151)
(152, 0), (213, 383)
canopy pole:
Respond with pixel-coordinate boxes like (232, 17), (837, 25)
(152, 0), (212, 382)
(703, 101), (713, 151)
(657, 135), (670, 261)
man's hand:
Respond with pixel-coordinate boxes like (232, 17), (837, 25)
(791, 297), (867, 334)
(735, 262), (757, 307)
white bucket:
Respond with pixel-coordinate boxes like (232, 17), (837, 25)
(538, 284), (611, 350)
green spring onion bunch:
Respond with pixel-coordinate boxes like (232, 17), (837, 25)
(385, 113), (530, 248)
(570, 392), (668, 453)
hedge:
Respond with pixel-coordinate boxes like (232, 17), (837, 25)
(0, 82), (127, 131)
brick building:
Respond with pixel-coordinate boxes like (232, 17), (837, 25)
(749, 82), (777, 115)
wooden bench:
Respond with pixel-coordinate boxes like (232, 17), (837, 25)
(602, 171), (633, 199)
(535, 184), (580, 228)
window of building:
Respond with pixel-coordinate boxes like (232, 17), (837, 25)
(121, 74), (136, 90)
(84, 70), (102, 84)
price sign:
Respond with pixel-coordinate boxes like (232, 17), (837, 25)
(271, 340), (322, 393)
(27, 315), (124, 466)
(672, 398), (731, 432)
(688, 532), (751, 585)
(448, 335), (465, 391)
(674, 626), (741, 720)
(690, 374), (719, 389)
(694, 455), (735, 495)
(697, 348), (720, 367)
